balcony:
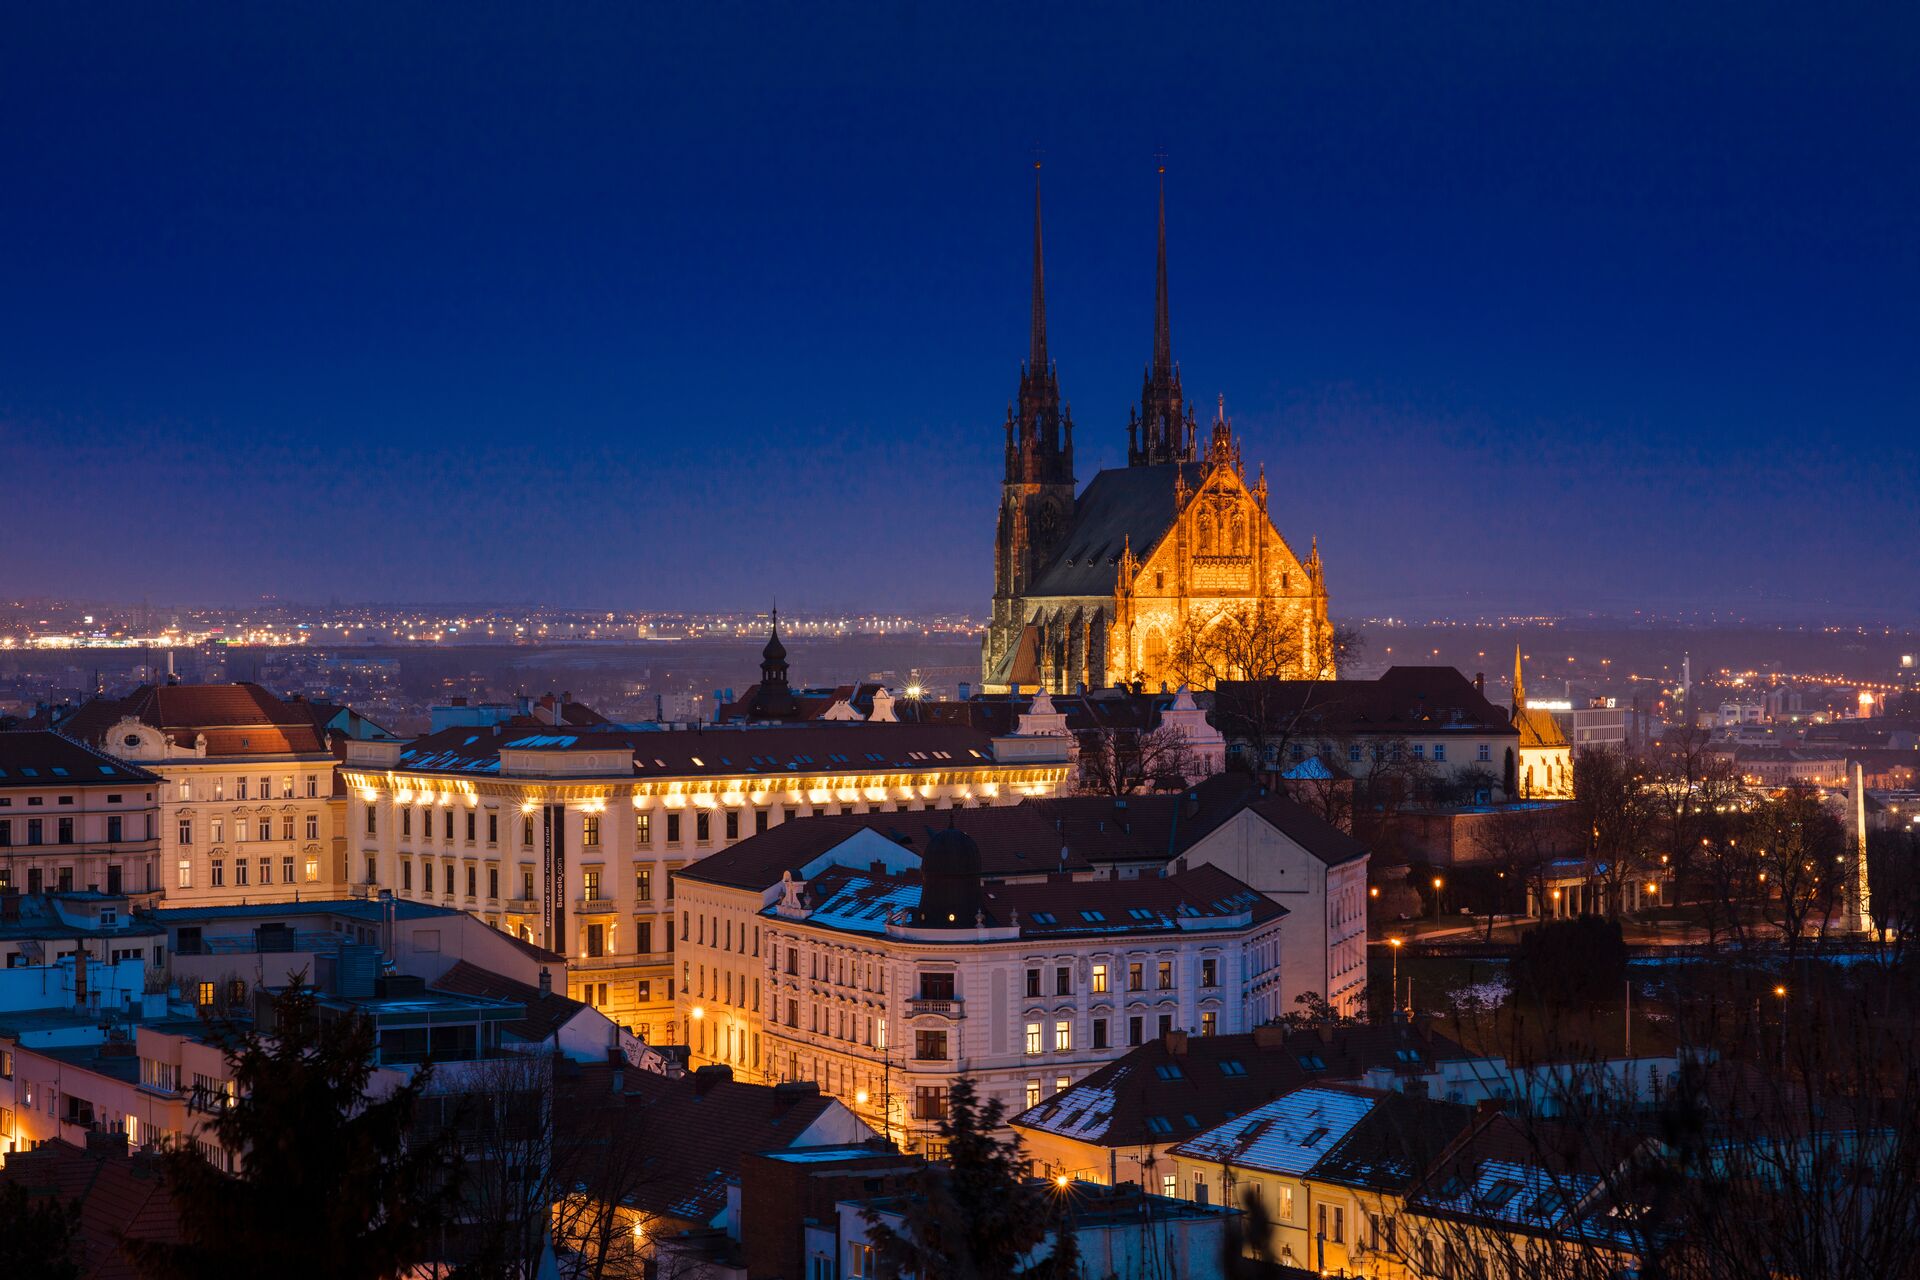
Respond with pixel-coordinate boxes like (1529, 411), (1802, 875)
(505, 898), (539, 914)
(575, 897), (616, 915)
(908, 997), (965, 1019)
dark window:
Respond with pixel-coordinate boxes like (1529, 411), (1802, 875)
(1055, 966), (1072, 996)
(755, 810), (769, 834)
(914, 1029), (947, 1060)
(107, 816), (123, 843)
(57, 817), (73, 844)
(919, 972), (955, 1000)
(695, 811), (711, 843)
(587, 924), (606, 958)
(1128, 1016), (1143, 1046)
(488, 868), (498, 898)
(1026, 968), (1041, 998)
(666, 814), (681, 845)
(1092, 1018), (1109, 1050)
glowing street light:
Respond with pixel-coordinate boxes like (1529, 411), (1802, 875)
(1388, 937), (1403, 1009)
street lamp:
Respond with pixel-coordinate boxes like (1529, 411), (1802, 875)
(1431, 876), (1445, 918)
(1389, 937), (1403, 1011)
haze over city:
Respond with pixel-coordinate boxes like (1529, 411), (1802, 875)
(4, 5), (1915, 620)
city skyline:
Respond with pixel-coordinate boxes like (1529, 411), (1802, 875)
(3, 6), (1915, 621)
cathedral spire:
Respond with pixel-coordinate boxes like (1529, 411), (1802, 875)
(1031, 162), (1048, 375)
(1130, 161), (1192, 468)
(1512, 644), (1527, 710)
(1154, 164), (1172, 381)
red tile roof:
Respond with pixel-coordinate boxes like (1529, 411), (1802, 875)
(0, 1139), (183, 1280)
(59, 683), (330, 757)
(563, 1064), (849, 1226)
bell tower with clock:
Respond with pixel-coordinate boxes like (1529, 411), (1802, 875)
(987, 167), (1076, 681)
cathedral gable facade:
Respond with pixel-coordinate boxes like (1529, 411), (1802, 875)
(982, 174), (1335, 695)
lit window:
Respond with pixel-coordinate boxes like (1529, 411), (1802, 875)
(1054, 1020), (1072, 1052)
(1025, 1022), (1042, 1055)
(1091, 963), (1108, 994)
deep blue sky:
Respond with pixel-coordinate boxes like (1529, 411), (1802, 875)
(3, 4), (1916, 620)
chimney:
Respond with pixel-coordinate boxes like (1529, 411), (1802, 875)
(86, 1128), (129, 1158)
(1315, 1021), (1334, 1045)
(74, 945), (89, 1007)
(1252, 1023), (1286, 1050)
(694, 1063), (735, 1095)
(1164, 1029), (1189, 1057)
(538, 967), (553, 996)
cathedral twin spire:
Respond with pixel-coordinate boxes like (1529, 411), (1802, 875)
(1009, 163), (1213, 476)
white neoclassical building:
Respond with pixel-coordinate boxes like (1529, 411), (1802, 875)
(339, 718), (1073, 1038)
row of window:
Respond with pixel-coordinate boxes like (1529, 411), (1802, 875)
(1, 815), (153, 846)
(177, 855), (321, 889)
(0, 863), (143, 895)
(370, 806), (771, 850)
(177, 775), (320, 802)
(176, 815), (318, 846)
(1017, 957), (1215, 998)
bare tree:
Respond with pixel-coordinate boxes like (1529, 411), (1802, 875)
(548, 1069), (668, 1280)
(1187, 610), (1364, 769)
(1748, 784), (1846, 964)
(1075, 723), (1199, 795)
(1409, 960), (1920, 1280)
(437, 1052), (559, 1278)
(1569, 748), (1656, 919)
(1471, 804), (1573, 939)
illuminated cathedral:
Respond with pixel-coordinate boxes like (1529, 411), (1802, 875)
(982, 173), (1337, 695)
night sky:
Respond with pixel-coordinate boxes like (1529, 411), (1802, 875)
(3, 5), (1915, 620)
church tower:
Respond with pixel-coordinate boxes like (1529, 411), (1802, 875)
(988, 167), (1077, 679)
(1128, 169), (1197, 467)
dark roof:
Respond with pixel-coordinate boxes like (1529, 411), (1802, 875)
(570, 1065), (847, 1225)
(982, 864), (1284, 936)
(1214, 666), (1521, 739)
(0, 1139), (183, 1280)
(151, 896), (466, 925)
(432, 959), (593, 1043)
(675, 806), (1098, 891)
(1311, 1090), (1478, 1192)
(1011, 1021), (1473, 1149)
(393, 721), (1002, 779)
(895, 688), (1174, 736)
(0, 731), (163, 787)
(1027, 463), (1205, 598)
(59, 683), (330, 757)
(676, 773), (1365, 893)
(718, 681), (890, 724)
(784, 860), (1282, 939)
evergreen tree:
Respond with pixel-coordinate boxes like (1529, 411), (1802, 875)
(129, 981), (466, 1280)
(0, 1181), (82, 1280)
(863, 1079), (1048, 1279)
